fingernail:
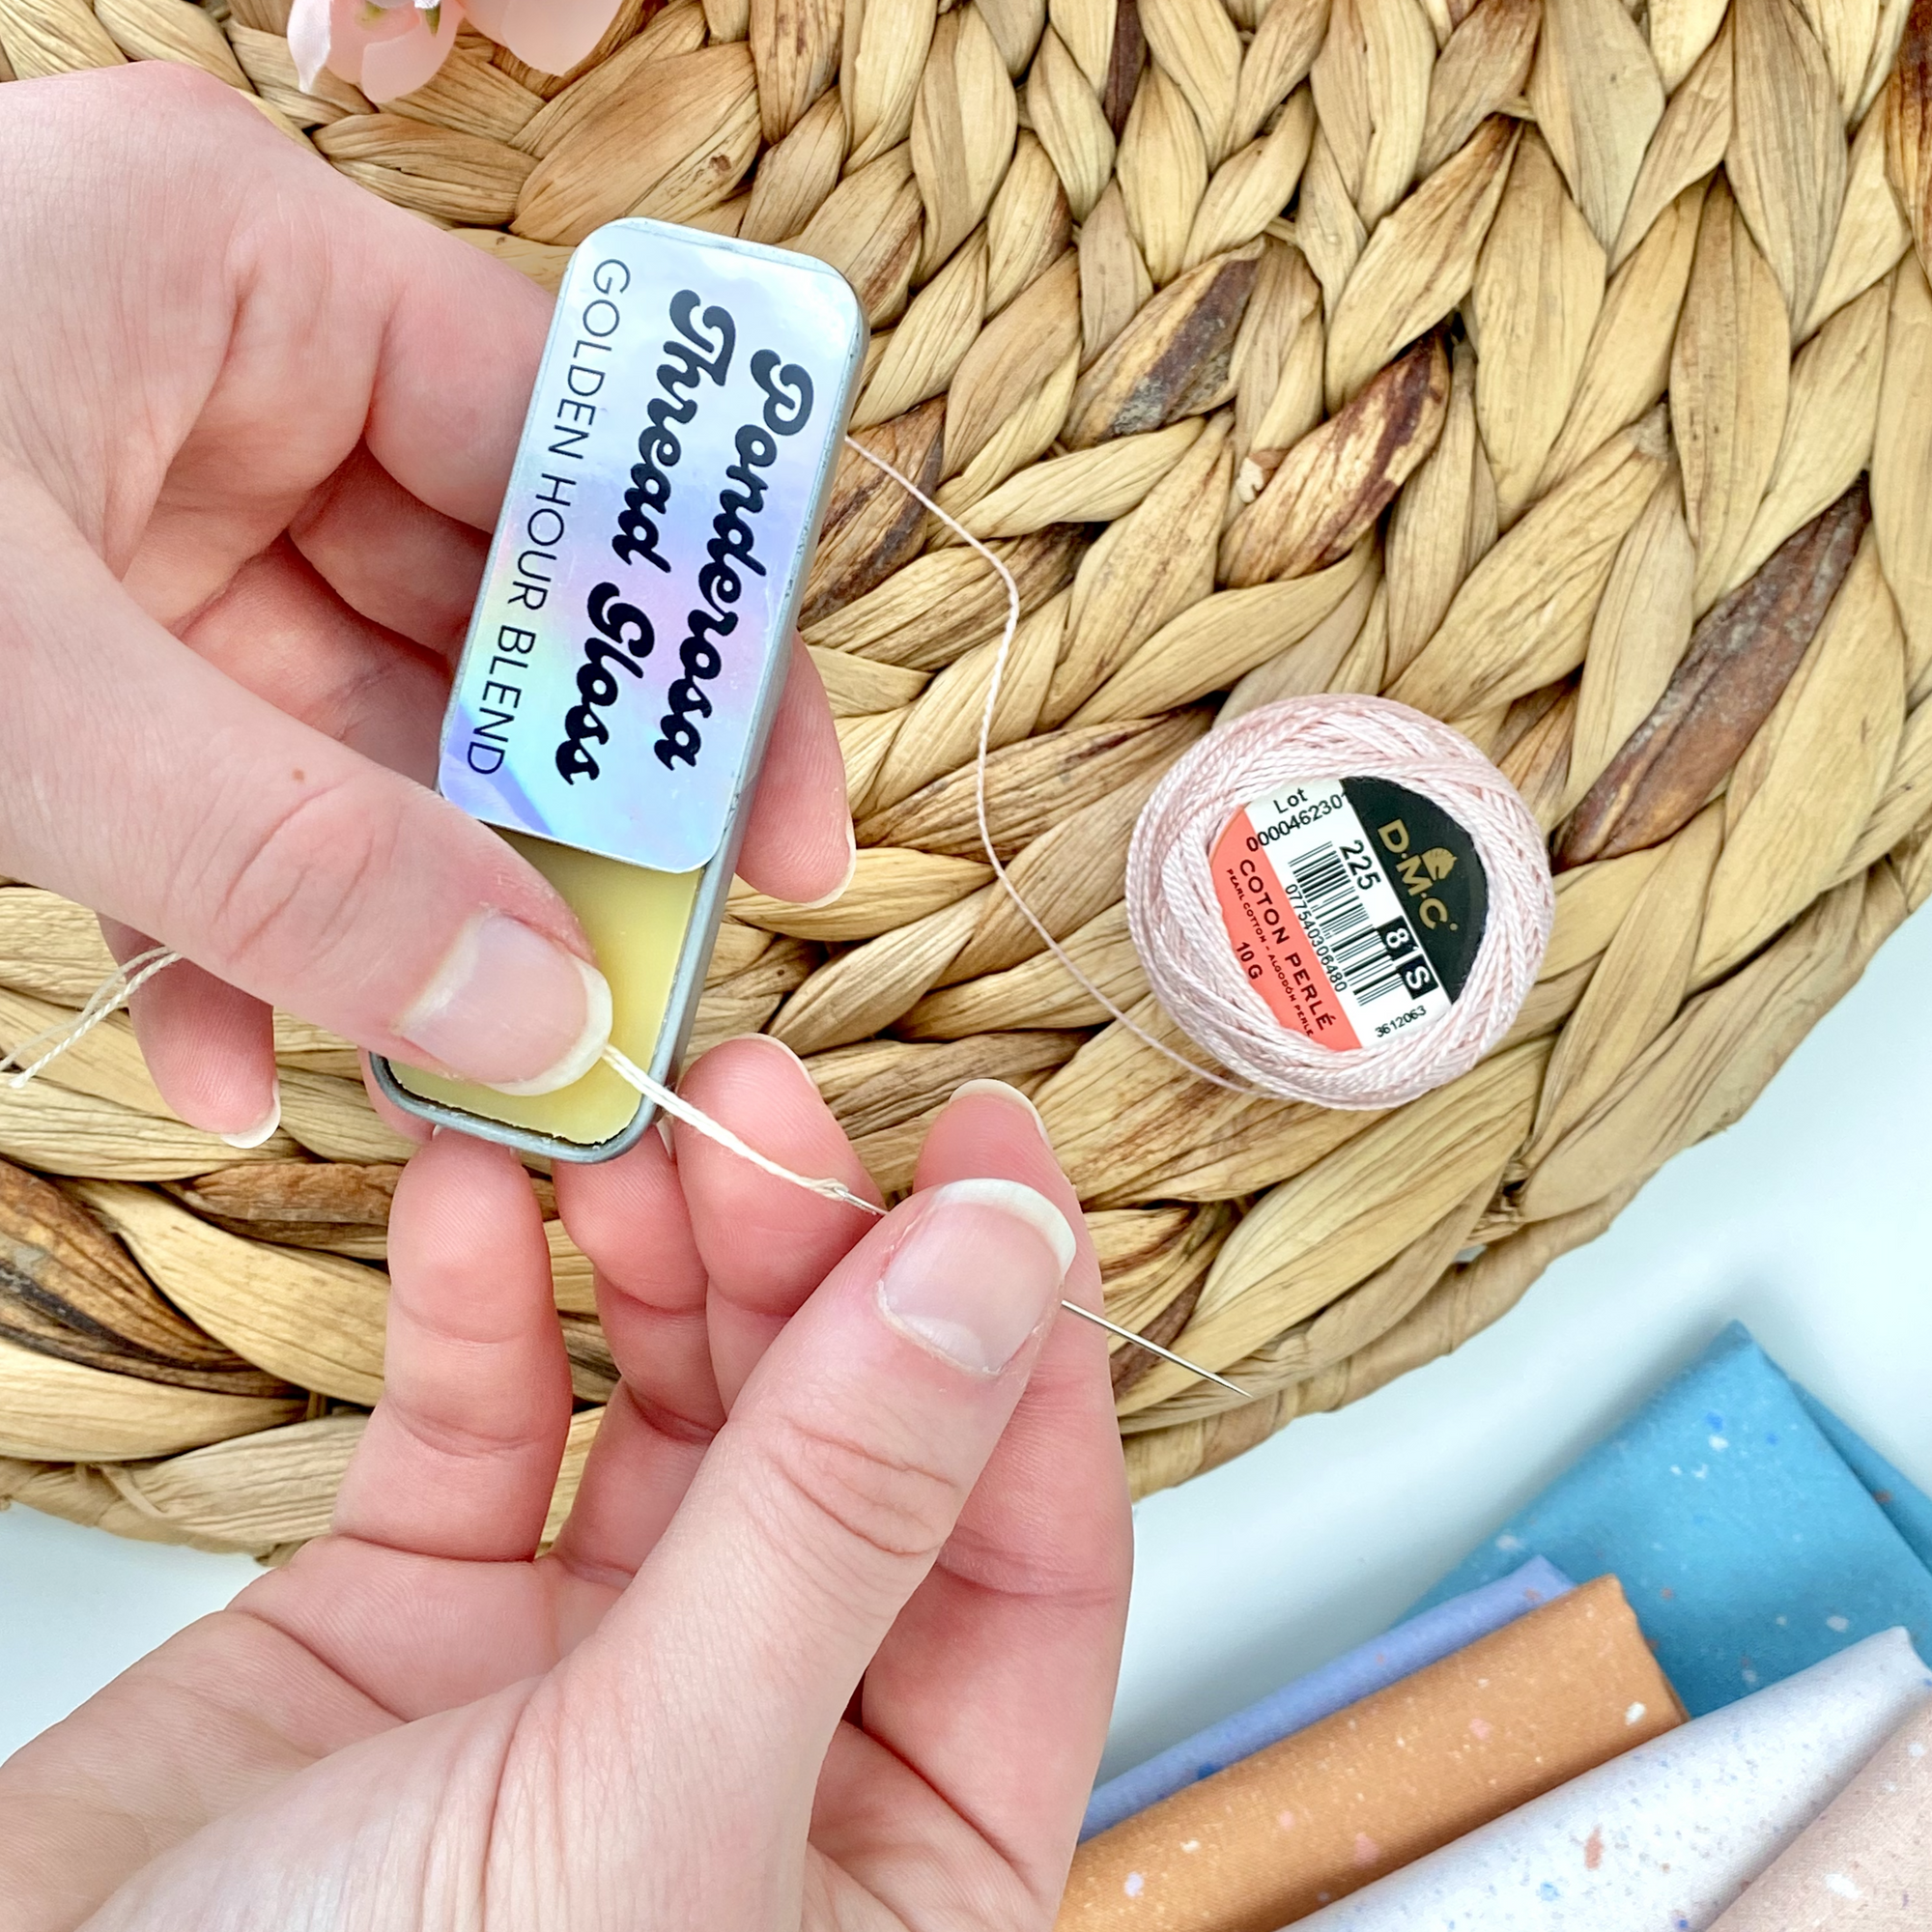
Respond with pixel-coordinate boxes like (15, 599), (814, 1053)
(686, 1035), (818, 1134)
(727, 1033), (813, 1079)
(950, 1078), (1051, 1148)
(395, 913), (611, 1094)
(877, 1178), (1074, 1376)
(218, 1082), (281, 1150)
(789, 818), (859, 913)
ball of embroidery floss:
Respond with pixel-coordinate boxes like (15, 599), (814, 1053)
(1125, 695), (1554, 1110)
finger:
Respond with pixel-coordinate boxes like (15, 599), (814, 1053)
(561, 1147), (1077, 1864)
(278, 208), (847, 903)
(834, 1085), (1132, 1908)
(114, 528), (451, 1134)
(353, 202), (553, 533)
(0, 486), (609, 1093)
(735, 639), (855, 906)
(331, 1128), (572, 1561)
(118, 112), (550, 612)
(175, 534), (450, 783)
(287, 443), (491, 661)
(359, 1050), (433, 1147)
(101, 918), (279, 1143)
(674, 1035), (880, 1407)
(548, 1129), (720, 1586)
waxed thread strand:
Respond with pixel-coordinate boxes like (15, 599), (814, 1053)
(836, 438), (1254, 1098)
(0, 431), (1273, 1395)
(2, 958), (1243, 1392)
(0, 460), (1542, 1392)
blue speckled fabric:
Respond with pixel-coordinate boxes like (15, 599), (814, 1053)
(1793, 1381), (1932, 1575)
(1412, 1324), (1932, 1718)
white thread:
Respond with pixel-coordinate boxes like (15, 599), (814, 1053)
(609, 1034), (1243, 1391)
(3, 440), (1264, 1394)
(0, 450), (1543, 1390)
(4, 461), (1548, 1377)
(0, 945), (182, 1089)
(1127, 696), (1554, 1108)
(0, 953), (881, 1215)
(838, 440), (1255, 1095)
(599, 1044), (885, 1216)
(0, 946), (1245, 1390)
(598, 1048), (1243, 1392)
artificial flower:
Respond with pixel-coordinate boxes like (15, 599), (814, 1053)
(289, 0), (622, 104)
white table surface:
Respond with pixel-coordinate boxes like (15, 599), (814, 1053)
(5, 908), (1931, 1779)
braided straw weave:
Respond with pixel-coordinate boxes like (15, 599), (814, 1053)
(3, 0), (1932, 1558)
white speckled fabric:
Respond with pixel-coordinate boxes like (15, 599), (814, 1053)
(1293, 1629), (1932, 1931)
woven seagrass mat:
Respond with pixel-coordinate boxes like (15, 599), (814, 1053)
(2, 0), (1931, 1558)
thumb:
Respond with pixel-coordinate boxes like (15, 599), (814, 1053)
(579, 1177), (1075, 1858)
(0, 492), (608, 1093)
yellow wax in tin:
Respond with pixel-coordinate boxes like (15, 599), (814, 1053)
(392, 830), (701, 1147)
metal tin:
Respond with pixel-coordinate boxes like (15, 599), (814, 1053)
(374, 216), (867, 1161)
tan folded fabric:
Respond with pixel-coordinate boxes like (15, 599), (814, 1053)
(1057, 1574), (1684, 1931)
(1711, 1703), (1932, 1928)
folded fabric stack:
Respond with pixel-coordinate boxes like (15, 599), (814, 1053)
(1081, 1556), (1578, 1842)
(1065, 1325), (1932, 1930)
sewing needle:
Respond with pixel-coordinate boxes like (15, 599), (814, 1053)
(1058, 1300), (1252, 1399)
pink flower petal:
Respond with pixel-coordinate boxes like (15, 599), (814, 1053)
(465, 0), (622, 76)
(286, 0), (337, 90)
(358, 0), (466, 100)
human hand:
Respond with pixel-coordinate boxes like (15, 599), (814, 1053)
(0, 1046), (1131, 1930)
(0, 68), (850, 1140)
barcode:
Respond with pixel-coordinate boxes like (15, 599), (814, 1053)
(1288, 841), (1405, 1006)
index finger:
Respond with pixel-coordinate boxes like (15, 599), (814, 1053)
(328, 198), (552, 534)
(675, 1035), (882, 1407)
(304, 210), (857, 905)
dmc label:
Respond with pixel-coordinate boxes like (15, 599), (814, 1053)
(439, 218), (865, 873)
(1210, 776), (1489, 1051)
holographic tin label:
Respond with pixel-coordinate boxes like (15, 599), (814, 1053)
(439, 218), (866, 873)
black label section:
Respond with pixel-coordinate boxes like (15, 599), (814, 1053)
(1341, 776), (1488, 1001)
